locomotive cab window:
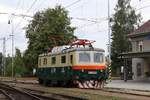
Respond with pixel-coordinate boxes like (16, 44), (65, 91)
(61, 55), (66, 63)
(39, 58), (41, 66)
(94, 53), (103, 63)
(51, 57), (56, 65)
(43, 58), (47, 65)
(79, 53), (91, 62)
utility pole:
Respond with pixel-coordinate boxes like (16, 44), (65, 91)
(9, 19), (14, 78)
(108, 0), (112, 82)
(11, 20), (14, 79)
(108, 0), (111, 63)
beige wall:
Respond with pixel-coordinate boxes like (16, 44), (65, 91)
(132, 58), (144, 80)
(143, 40), (150, 52)
(131, 37), (150, 52)
(132, 58), (150, 80)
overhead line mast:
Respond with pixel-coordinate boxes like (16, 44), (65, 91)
(108, 0), (111, 63)
(108, 0), (112, 82)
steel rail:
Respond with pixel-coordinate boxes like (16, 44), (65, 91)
(21, 87), (87, 100)
(0, 83), (45, 100)
(0, 89), (15, 100)
(0, 82), (87, 100)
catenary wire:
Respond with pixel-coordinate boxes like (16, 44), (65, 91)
(14, 0), (38, 32)
(65, 0), (82, 8)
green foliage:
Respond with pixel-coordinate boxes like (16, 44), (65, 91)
(5, 54), (12, 76)
(14, 48), (27, 76)
(5, 49), (28, 76)
(24, 5), (76, 69)
(111, 0), (141, 75)
(112, 97), (118, 100)
(0, 53), (2, 65)
(0, 52), (2, 75)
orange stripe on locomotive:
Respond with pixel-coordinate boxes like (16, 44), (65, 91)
(72, 65), (106, 70)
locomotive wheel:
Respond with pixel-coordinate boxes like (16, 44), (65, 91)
(57, 81), (66, 87)
(43, 80), (49, 86)
(38, 78), (43, 84)
(66, 80), (73, 88)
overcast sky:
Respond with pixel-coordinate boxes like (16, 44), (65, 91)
(0, 0), (150, 56)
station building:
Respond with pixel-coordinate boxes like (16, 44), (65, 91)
(121, 20), (150, 80)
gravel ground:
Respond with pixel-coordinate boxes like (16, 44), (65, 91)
(1, 77), (150, 100)
(5, 83), (150, 100)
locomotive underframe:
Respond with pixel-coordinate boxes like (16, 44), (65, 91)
(37, 66), (107, 88)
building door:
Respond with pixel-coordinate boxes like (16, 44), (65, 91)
(136, 63), (142, 77)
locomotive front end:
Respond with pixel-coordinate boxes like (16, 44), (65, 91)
(72, 48), (107, 88)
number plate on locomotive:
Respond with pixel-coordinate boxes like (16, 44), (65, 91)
(88, 71), (97, 74)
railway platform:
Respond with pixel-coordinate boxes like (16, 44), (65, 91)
(105, 80), (150, 96)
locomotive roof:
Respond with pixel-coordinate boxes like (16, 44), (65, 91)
(39, 47), (105, 56)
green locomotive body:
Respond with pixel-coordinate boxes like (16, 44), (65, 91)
(37, 46), (107, 88)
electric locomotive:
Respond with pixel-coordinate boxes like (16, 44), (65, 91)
(37, 39), (107, 88)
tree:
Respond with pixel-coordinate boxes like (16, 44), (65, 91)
(24, 5), (76, 70)
(14, 48), (27, 76)
(0, 53), (2, 75)
(5, 49), (27, 76)
(5, 54), (12, 76)
(111, 0), (141, 76)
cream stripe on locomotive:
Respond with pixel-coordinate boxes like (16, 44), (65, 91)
(38, 50), (105, 68)
(38, 51), (77, 68)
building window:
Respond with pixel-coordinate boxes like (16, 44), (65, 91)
(70, 55), (73, 64)
(94, 53), (103, 63)
(61, 56), (66, 63)
(51, 57), (56, 65)
(43, 58), (47, 65)
(137, 63), (142, 76)
(139, 41), (143, 52)
(79, 53), (91, 62)
(136, 41), (143, 52)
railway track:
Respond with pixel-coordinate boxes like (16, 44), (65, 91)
(0, 82), (87, 100)
(1, 80), (150, 100)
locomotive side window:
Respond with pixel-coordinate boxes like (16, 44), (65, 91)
(43, 58), (47, 65)
(94, 53), (103, 63)
(61, 68), (65, 73)
(70, 55), (73, 64)
(51, 57), (56, 65)
(39, 58), (41, 66)
(61, 56), (66, 63)
(79, 53), (91, 62)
